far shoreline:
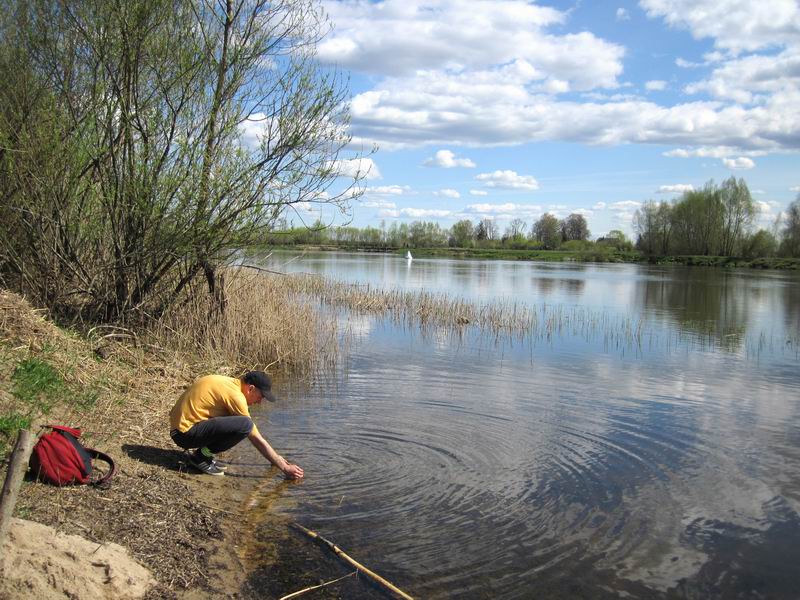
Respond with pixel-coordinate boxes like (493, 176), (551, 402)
(260, 244), (800, 270)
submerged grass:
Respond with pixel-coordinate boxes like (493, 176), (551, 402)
(276, 272), (800, 357)
(279, 273), (647, 344)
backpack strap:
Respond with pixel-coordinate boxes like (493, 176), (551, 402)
(84, 447), (116, 487)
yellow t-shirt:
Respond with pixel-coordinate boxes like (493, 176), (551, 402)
(169, 375), (259, 435)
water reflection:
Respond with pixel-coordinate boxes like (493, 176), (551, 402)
(256, 252), (800, 348)
(237, 253), (800, 597)
(241, 306), (800, 599)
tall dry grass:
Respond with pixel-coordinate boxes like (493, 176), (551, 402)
(151, 268), (339, 374)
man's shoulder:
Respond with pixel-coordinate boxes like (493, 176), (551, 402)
(193, 374), (241, 396)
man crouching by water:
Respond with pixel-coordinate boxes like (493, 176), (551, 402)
(169, 371), (304, 478)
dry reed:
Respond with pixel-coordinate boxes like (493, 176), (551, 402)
(278, 273), (649, 346)
(150, 268), (339, 374)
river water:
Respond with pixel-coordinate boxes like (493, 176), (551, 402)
(242, 253), (800, 599)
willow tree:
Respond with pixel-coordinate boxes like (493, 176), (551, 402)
(0, 0), (365, 320)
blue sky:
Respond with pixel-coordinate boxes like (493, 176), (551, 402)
(298, 0), (800, 238)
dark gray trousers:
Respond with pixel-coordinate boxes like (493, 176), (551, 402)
(170, 416), (254, 454)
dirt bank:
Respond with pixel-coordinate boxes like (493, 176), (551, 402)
(0, 290), (278, 598)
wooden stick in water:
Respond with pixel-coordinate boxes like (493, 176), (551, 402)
(278, 570), (357, 600)
(291, 522), (414, 600)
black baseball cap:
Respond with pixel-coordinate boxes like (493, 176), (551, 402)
(242, 371), (278, 402)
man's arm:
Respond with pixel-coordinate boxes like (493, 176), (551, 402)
(248, 428), (304, 479)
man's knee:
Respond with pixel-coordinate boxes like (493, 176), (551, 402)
(231, 416), (254, 435)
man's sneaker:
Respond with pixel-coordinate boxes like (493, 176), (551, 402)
(187, 450), (225, 476)
(211, 458), (228, 472)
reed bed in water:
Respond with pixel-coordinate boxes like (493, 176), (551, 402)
(151, 269), (339, 373)
(278, 272), (647, 345)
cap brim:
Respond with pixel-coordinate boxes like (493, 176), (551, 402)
(261, 389), (278, 403)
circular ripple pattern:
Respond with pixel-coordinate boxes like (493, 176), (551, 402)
(249, 321), (800, 599)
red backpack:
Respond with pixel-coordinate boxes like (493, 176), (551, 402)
(29, 425), (116, 487)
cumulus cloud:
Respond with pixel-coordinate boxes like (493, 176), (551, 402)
(616, 8), (630, 21)
(645, 80), (668, 91)
(469, 189), (489, 196)
(349, 71), (800, 152)
(365, 185), (410, 195)
(308, 0), (800, 163)
(475, 170), (540, 190)
(664, 147), (770, 163)
(594, 201), (607, 209)
(361, 199), (397, 209)
(464, 203), (543, 219)
(400, 208), (453, 218)
(424, 149), (477, 168)
(328, 158), (382, 179)
(722, 156), (755, 170)
(791, 186), (800, 192)
(319, 0), (624, 89)
(610, 201), (643, 210)
(434, 188), (461, 198)
(640, 0), (800, 55)
(684, 49), (800, 104)
(657, 184), (695, 193)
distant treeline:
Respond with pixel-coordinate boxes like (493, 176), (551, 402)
(265, 177), (800, 261)
(634, 177), (800, 259)
(265, 212), (634, 257)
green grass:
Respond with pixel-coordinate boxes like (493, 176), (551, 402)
(1, 355), (105, 459)
(0, 412), (33, 458)
(11, 357), (64, 410)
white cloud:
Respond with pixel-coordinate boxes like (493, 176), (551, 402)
(790, 186), (800, 192)
(465, 203), (542, 218)
(378, 209), (400, 218)
(722, 156), (755, 170)
(314, 0), (800, 159)
(657, 184), (695, 194)
(469, 189), (489, 196)
(616, 8), (630, 21)
(434, 188), (461, 198)
(645, 80), (668, 91)
(239, 113), (268, 148)
(610, 201), (643, 210)
(664, 146), (769, 159)
(423, 149), (476, 168)
(676, 57), (702, 68)
(400, 208), (453, 218)
(640, 0), (800, 55)
(475, 170), (540, 190)
(361, 199), (397, 209)
(320, 0), (624, 89)
(328, 158), (382, 179)
(593, 201), (607, 209)
(365, 185), (410, 195)
(349, 71), (800, 152)
(684, 49), (800, 104)
(755, 200), (773, 214)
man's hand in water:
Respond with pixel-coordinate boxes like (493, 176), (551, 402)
(283, 463), (304, 479)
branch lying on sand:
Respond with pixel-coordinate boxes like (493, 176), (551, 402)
(291, 523), (414, 600)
